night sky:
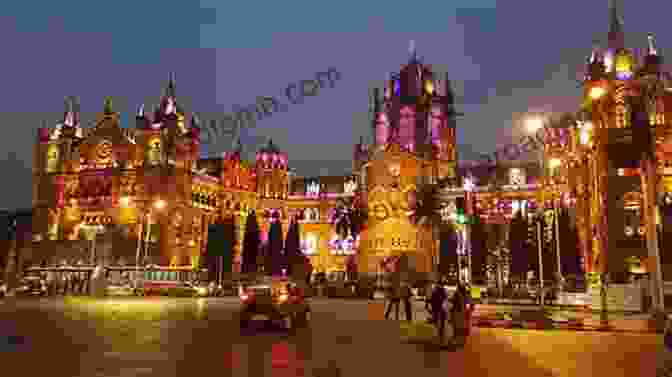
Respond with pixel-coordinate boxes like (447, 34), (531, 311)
(0, 0), (669, 210)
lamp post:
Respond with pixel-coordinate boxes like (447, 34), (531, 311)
(135, 199), (165, 287)
(588, 83), (610, 326)
(526, 115), (566, 299)
(526, 115), (550, 305)
(548, 157), (564, 291)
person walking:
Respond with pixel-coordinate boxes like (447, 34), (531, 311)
(451, 283), (468, 346)
(385, 280), (401, 320)
(429, 280), (448, 342)
(401, 281), (413, 321)
(463, 284), (475, 337)
(657, 316), (672, 376)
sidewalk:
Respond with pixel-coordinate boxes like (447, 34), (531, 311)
(406, 300), (663, 334)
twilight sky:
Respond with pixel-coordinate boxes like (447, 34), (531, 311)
(0, 0), (669, 210)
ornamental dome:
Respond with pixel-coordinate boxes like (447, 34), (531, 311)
(256, 139), (287, 169)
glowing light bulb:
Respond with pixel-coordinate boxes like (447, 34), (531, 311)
(589, 86), (606, 100)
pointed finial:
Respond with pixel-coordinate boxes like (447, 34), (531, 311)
(64, 96), (72, 111)
(166, 72), (176, 97)
(589, 43), (603, 63)
(103, 97), (113, 114)
(235, 135), (243, 151)
(137, 104), (145, 117)
(648, 33), (658, 56)
(409, 40), (416, 61)
(608, 0), (624, 50)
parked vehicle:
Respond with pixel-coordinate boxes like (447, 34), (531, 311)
(239, 276), (310, 330)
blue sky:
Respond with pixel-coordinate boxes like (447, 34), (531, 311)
(0, 0), (669, 209)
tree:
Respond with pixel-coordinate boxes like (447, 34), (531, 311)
(438, 223), (459, 278)
(470, 214), (489, 284)
(410, 179), (449, 276)
(221, 216), (236, 275)
(508, 211), (530, 281)
(558, 208), (582, 277)
(266, 214), (284, 276)
(242, 210), (260, 274)
(284, 218), (302, 276)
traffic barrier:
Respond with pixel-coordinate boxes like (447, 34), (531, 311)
(471, 317), (657, 333)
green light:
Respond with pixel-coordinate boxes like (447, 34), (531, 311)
(457, 214), (466, 224)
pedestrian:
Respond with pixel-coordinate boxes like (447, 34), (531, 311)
(429, 280), (448, 342)
(45, 269), (55, 296)
(424, 282), (435, 323)
(658, 316), (672, 376)
(463, 284), (475, 337)
(401, 281), (413, 321)
(63, 272), (71, 295)
(72, 273), (81, 295)
(451, 283), (468, 346)
(385, 280), (401, 320)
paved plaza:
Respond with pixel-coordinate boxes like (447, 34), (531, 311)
(0, 297), (663, 376)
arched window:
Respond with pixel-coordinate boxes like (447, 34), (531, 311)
(147, 138), (162, 165)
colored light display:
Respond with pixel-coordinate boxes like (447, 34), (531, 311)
(300, 233), (318, 255)
(329, 234), (358, 255)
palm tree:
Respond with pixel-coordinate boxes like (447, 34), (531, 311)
(409, 178), (451, 277)
(438, 222), (459, 279)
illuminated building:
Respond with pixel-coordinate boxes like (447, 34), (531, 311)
(354, 44), (460, 275)
(30, 77), (362, 273)
(562, 2), (672, 280)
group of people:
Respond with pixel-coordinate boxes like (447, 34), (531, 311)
(427, 281), (474, 345)
(384, 279), (474, 345)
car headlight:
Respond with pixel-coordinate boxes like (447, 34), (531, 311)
(197, 287), (207, 295)
(278, 294), (289, 303)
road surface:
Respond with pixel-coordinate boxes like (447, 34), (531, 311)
(0, 297), (662, 376)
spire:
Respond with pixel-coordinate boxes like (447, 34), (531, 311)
(137, 104), (145, 117)
(648, 33), (658, 56)
(587, 45), (606, 80)
(444, 72), (455, 106)
(103, 97), (113, 114)
(233, 135), (244, 154)
(63, 96), (75, 127)
(165, 72), (176, 98)
(409, 40), (417, 62)
(372, 87), (381, 113)
(608, 0), (624, 50)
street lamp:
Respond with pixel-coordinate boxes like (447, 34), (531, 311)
(589, 86), (606, 100)
(526, 115), (548, 308)
(134, 199), (166, 287)
(525, 114), (566, 306)
(525, 116), (544, 135)
(548, 158), (562, 170)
